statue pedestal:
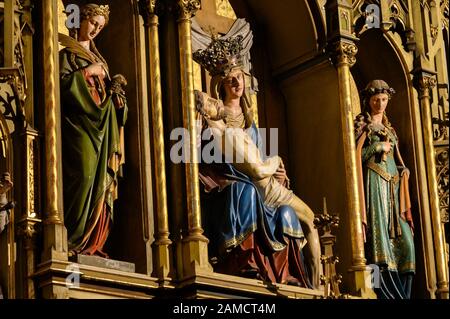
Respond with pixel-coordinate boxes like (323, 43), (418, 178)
(74, 255), (135, 273)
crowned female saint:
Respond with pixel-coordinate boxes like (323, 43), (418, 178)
(191, 19), (321, 288)
(58, 4), (128, 258)
(355, 80), (415, 298)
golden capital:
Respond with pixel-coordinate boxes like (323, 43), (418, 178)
(139, 0), (159, 26)
(177, 0), (201, 20)
(417, 75), (437, 91)
(414, 73), (437, 98)
(333, 41), (358, 67)
(141, 0), (157, 15)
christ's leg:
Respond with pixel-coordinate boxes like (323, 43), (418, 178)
(287, 195), (322, 289)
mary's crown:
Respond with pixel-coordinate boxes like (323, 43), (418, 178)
(193, 35), (244, 77)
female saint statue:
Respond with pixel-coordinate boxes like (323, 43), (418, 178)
(59, 4), (127, 258)
(355, 80), (415, 299)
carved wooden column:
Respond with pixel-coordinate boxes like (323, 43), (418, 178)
(15, 127), (41, 299)
(332, 39), (375, 297)
(326, 0), (375, 298)
(3, 0), (15, 67)
(10, 0), (41, 299)
(140, 0), (173, 282)
(430, 0), (450, 298)
(413, 71), (449, 299)
(315, 199), (343, 299)
(1, 0), (41, 299)
(175, 0), (212, 277)
(40, 0), (69, 299)
(1, 0), (18, 300)
(22, 0), (35, 125)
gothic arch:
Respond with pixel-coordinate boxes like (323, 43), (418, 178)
(352, 29), (416, 168)
(228, 0), (329, 171)
(194, 0), (330, 223)
(59, 0), (154, 276)
(230, 0), (326, 78)
(352, 28), (433, 298)
(229, 0), (354, 292)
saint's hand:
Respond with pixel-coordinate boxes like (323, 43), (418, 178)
(381, 141), (392, 153)
(400, 167), (410, 178)
(85, 63), (106, 79)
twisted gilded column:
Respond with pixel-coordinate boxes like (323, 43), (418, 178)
(176, 0), (212, 276)
(141, 0), (173, 281)
(42, 0), (61, 226)
(41, 0), (68, 288)
(414, 72), (449, 299)
(38, 0), (69, 299)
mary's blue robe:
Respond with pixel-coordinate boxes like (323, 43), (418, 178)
(199, 124), (310, 286)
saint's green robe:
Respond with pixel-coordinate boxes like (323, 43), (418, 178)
(59, 37), (127, 253)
